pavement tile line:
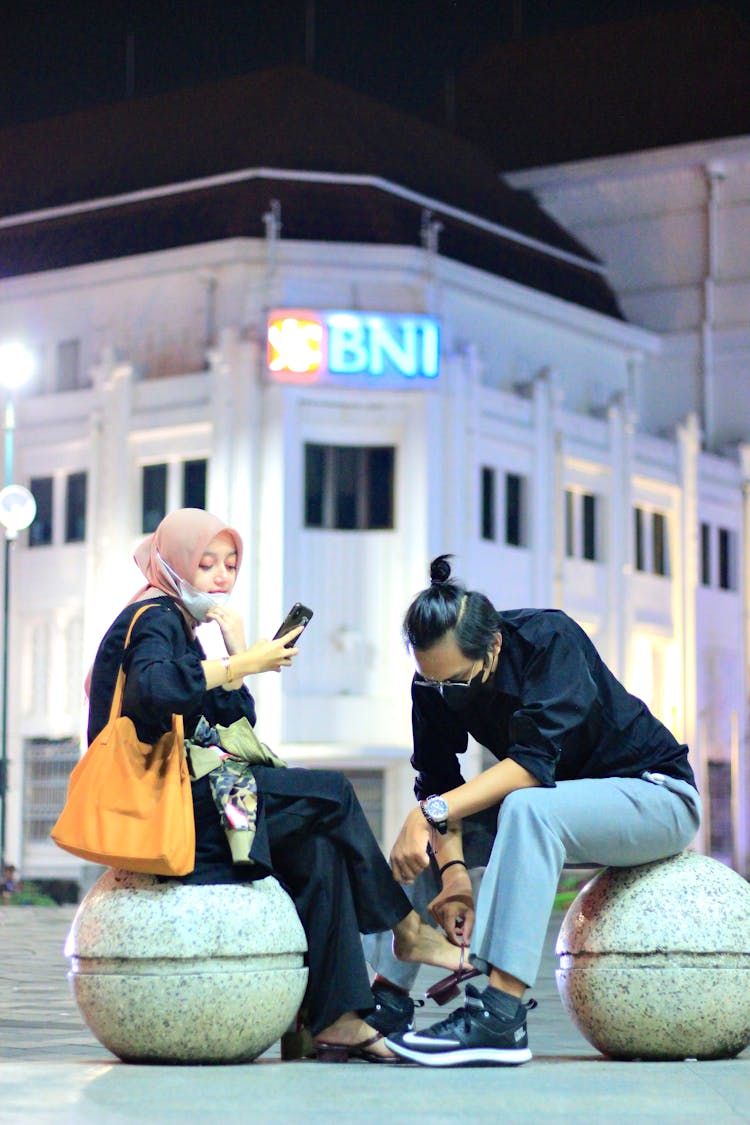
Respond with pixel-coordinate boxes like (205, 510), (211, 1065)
(0, 904), (747, 1125)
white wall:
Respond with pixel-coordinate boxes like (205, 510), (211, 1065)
(507, 136), (750, 452)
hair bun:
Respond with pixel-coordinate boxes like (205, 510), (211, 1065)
(429, 554), (453, 585)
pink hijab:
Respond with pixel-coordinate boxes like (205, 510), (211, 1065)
(131, 508), (243, 601)
(84, 510), (243, 698)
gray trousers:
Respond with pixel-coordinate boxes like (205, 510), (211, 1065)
(365, 772), (701, 991)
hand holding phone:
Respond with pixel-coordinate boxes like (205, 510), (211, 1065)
(273, 603), (314, 647)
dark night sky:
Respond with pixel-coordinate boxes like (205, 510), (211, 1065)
(3, 0), (750, 129)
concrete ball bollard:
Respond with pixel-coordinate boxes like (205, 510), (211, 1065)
(555, 851), (750, 1060)
(65, 868), (308, 1064)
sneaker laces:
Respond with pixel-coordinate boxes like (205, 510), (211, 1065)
(424, 983), (484, 1038)
(427, 984), (538, 1037)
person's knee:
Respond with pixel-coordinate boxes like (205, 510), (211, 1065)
(499, 786), (541, 822)
(497, 786), (559, 839)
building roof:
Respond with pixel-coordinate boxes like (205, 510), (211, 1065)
(0, 65), (622, 318)
(439, 3), (750, 171)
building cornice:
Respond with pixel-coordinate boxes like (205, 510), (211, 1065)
(0, 165), (607, 278)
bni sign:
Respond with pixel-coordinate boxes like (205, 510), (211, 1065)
(267, 310), (440, 385)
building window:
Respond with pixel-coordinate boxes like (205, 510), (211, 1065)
(718, 528), (736, 590)
(634, 507), (645, 572)
(505, 473), (526, 547)
(700, 522), (711, 586)
(652, 512), (669, 576)
(183, 459), (207, 510)
(64, 471), (87, 543)
(23, 737), (81, 843)
(367, 447), (394, 528)
(634, 507), (670, 576)
(566, 490), (599, 561)
(142, 464), (168, 533)
(582, 493), (596, 560)
(707, 760), (733, 859)
(304, 444), (395, 530)
(56, 339), (84, 391)
(480, 467), (496, 541)
(29, 477), (53, 547)
(565, 491), (575, 557)
(341, 769), (384, 849)
(480, 468), (527, 547)
(304, 446), (325, 527)
(141, 460), (208, 533)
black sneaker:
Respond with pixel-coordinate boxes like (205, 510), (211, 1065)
(385, 984), (536, 1067)
(365, 982), (423, 1036)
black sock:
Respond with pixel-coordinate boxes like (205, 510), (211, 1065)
(481, 985), (523, 1020)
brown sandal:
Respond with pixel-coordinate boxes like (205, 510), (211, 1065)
(424, 966), (481, 1005)
(315, 1031), (400, 1063)
(424, 942), (481, 1005)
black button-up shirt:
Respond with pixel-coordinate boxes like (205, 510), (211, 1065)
(87, 596), (256, 748)
(411, 608), (696, 801)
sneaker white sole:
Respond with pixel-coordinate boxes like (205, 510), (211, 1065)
(384, 1041), (532, 1067)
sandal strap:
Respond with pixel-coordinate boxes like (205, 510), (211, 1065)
(314, 1031), (384, 1051)
(355, 1032), (384, 1050)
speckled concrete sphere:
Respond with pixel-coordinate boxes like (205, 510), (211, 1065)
(555, 852), (750, 1060)
(65, 869), (308, 1064)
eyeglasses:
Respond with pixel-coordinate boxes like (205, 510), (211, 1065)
(413, 658), (482, 702)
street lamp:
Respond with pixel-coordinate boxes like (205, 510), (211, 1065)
(0, 341), (35, 872)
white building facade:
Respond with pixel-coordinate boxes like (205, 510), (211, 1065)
(4, 222), (748, 886)
(507, 136), (750, 451)
(508, 133), (750, 879)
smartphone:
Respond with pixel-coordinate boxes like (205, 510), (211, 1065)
(273, 602), (314, 646)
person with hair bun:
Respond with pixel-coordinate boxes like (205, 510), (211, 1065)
(380, 555), (701, 1068)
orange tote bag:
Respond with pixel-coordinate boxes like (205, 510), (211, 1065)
(51, 605), (195, 876)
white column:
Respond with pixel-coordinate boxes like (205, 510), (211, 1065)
(736, 443), (750, 876)
(251, 379), (289, 745)
(206, 330), (235, 520)
(676, 412), (703, 852)
(207, 326), (262, 644)
(606, 393), (636, 679)
(701, 165), (724, 451)
(531, 368), (563, 607)
(86, 351), (136, 653)
(440, 346), (476, 563)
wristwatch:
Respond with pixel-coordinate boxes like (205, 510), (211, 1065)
(420, 794), (450, 835)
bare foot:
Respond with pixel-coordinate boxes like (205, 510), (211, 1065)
(315, 1013), (396, 1060)
(392, 912), (471, 972)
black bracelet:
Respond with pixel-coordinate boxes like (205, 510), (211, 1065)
(438, 859), (468, 877)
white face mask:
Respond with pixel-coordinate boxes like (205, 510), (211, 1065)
(157, 553), (231, 624)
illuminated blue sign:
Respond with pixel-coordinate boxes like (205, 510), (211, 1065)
(267, 310), (441, 384)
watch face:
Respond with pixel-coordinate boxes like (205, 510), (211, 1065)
(425, 795), (449, 822)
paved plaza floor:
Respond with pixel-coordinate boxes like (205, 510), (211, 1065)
(0, 902), (748, 1123)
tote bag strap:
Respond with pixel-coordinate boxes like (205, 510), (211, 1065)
(106, 602), (157, 726)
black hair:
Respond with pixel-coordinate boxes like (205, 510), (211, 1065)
(402, 554), (500, 657)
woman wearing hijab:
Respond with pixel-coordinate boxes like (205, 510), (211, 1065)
(87, 509), (462, 1061)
